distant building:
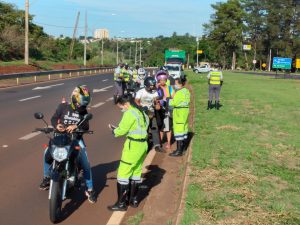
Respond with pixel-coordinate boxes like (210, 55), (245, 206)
(94, 29), (109, 39)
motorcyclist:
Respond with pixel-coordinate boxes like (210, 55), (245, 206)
(121, 63), (131, 94)
(39, 85), (97, 204)
(114, 63), (125, 104)
(135, 77), (163, 152)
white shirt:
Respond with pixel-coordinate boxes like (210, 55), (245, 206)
(135, 88), (159, 112)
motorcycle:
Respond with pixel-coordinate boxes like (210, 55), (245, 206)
(34, 112), (93, 223)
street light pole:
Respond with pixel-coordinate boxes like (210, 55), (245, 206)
(25, 0), (29, 65)
(135, 41), (138, 65)
(196, 37), (199, 66)
(139, 41), (142, 66)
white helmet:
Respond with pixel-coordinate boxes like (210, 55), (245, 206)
(138, 68), (146, 79)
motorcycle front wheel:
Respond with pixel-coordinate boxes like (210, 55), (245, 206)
(49, 179), (63, 223)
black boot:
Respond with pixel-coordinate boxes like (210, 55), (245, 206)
(113, 95), (118, 104)
(216, 101), (220, 110)
(129, 181), (140, 208)
(169, 141), (184, 157)
(207, 101), (212, 110)
(107, 183), (129, 211)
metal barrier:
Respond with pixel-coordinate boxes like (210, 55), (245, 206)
(0, 67), (114, 81)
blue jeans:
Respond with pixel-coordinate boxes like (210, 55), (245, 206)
(43, 139), (94, 190)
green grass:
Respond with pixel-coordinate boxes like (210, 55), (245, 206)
(181, 71), (300, 225)
(127, 211), (144, 225)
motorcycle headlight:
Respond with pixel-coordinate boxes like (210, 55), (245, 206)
(52, 147), (69, 162)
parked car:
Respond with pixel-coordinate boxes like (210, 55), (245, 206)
(193, 64), (212, 73)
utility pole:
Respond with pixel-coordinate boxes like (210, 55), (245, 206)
(69, 12), (80, 60)
(101, 38), (104, 65)
(116, 39), (119, 65)
(25, 0), (29, 65)
(139, 41), (142, 66)
(268, 49), (272, 72)
(84, 11), (87, 67)
(129, 45), (132, 61)
(135, 41), (138, 65)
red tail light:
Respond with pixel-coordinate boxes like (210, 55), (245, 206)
(74, 146), (81, 151)
(42, 144), (48, 149)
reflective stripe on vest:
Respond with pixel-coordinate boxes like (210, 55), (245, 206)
(209, 72), (221, 85)
(127, 109), (149, 136)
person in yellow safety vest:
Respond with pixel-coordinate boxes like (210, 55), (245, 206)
(207, 68), (223, 110)
(114, 63), (125, 104)
(108, 94), (149, 211)
(121, 64), (131, 94)
(169, 75), (190, 157)
(132, 65), (139, 82)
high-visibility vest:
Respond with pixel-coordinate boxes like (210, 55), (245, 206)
(209, 71), (222, 85)
(121, 68), (130, 82)
(114, 67), (123, 81)
(132, 69), (138, 81)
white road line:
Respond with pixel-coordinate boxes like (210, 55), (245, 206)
(19, 131), (41, 140)
(91, 102), (105, 108)
(102, 79), (108, 82)
(19, 95), (41, 102)
(2, 145), (8, 148)
(93, 85), (113, 93)
(32, 83), (64, 90)
(106, 97), (113, 102)
(106, 150), (156, 225)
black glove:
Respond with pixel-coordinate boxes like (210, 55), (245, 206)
(142, 106), (149, 112)
(220, 80), (224, 86)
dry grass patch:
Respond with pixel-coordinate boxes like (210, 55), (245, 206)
(216, 125), (240, 131)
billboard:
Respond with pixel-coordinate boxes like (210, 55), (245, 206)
(296, 59), (300, 69)
(272, 57), (292, 70)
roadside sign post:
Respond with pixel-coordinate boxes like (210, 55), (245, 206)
(272, 57), (292, 78)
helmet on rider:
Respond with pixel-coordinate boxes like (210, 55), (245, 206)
(124, 63), (129, 69)
(138, 68), (146, 78)
(71, 85), (91, 112)
(135, 65), (140, 70)
(144, 77), (157, 93)
(155, 70), (169, 81)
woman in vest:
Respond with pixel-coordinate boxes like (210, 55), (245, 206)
(108, 94), (149, 211)
(169, 75), (190, 157)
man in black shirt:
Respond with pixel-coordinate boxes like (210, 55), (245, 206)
(40, 85), (96, 204)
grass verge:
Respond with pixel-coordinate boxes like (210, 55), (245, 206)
(180, 71), (300, 225)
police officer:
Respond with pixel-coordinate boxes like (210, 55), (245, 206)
(121, 64), (131, 94)
(207, 68), (223, 110)
(169, 75), (190, 157)
(108, 94), (149, 211)
(114, 63), (125, 104)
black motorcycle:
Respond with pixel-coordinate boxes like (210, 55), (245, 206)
(34, 112), (93, 223)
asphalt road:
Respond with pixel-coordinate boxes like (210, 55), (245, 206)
(0, 73), (128, 225)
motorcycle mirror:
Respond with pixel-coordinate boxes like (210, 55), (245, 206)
(84, 113), (93, 121)
(34, 112), (44, 119)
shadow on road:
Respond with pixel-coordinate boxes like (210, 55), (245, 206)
(59, 160), (119, 222)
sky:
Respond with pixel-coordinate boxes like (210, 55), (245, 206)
(5, 0), (226, 38)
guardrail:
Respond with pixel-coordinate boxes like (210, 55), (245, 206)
(0, 67), (115, 86)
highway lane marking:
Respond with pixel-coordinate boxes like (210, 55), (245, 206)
(93, 85), (113, 93)
(106, 150), (156, 225)
(19, 131), (41, 140)
(106, 97), (113, 102)
(19, 95), (41, 102)
(2, 145), (8, 148)
(32, 83), (64, 90)
(91, 102), (105, 108)
(102, 79), (108, 82)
